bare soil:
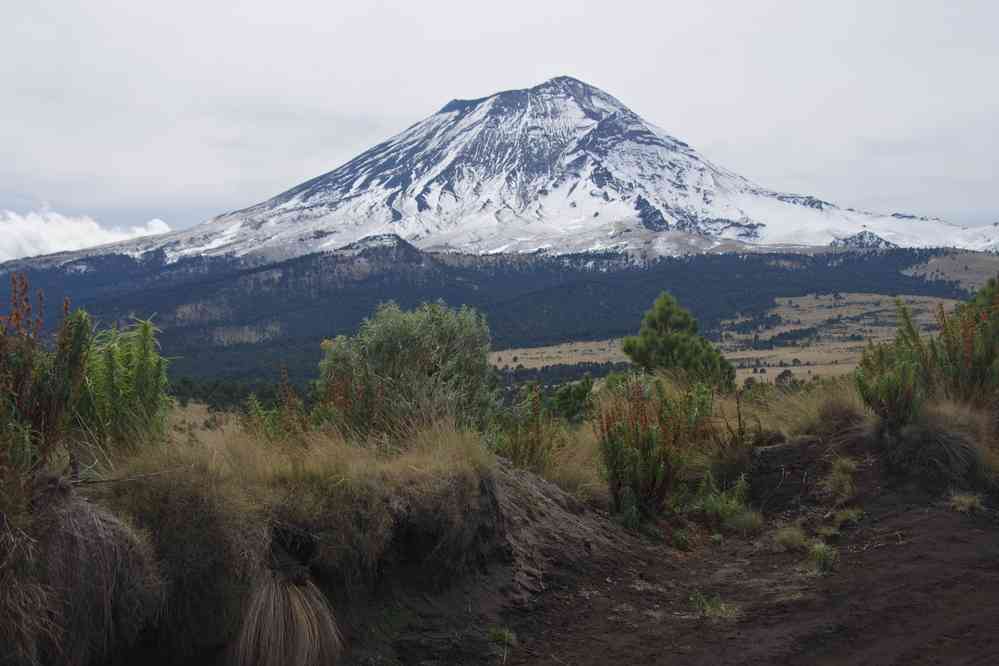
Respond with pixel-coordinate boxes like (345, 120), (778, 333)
(501, 493), (999, 666)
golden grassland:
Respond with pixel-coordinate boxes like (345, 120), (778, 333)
(903, 251), (999, 291)
(490, 292), (964, 383)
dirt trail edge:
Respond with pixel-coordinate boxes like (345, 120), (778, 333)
(504, 494), (999, 666)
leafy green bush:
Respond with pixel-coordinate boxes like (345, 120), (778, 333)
(76, 319), (171, 453)
(2, 275), (171, 526)
(857, 290), (999, 432)
(854, 290), (999, 488)
(596, 377), (713, 521)
(622, 292), (735, 391)
(550, 375), (594, 422)
(315, 301), (495, 437)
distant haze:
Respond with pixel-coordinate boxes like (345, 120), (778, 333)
(1, 1), (996, 260)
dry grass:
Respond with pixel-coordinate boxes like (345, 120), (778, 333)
(745, 377), (868, 440)
(903, 251), (999, 291)
(0, 563), (56, 666)
(773, 525), (808, 552)
(824, 457), (859, 505)
(1, 480), (163, 666)
(948, 491), (985, 514)
(232, 572), (343, 666)
(543, 425), (608, 508)
(100, 413), (497, 657)
(895, 401), (999, 489)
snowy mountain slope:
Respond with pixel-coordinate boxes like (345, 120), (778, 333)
(12, 76), (999, 266)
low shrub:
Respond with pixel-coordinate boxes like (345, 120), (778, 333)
(691, 471), (761, 535)
(948, 491), (984, 513)
(689, 590), (739, 620)
(596, 378), (712, 521)
(824, 457), (858, 504)
(492, 384), (568, 474)
(832, 508), (864, 528)
(773, 525), (808, 552)
(808, 540), (838, 574)
(315, 301), (496, 438)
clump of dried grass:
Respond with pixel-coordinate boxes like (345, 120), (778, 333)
(35, 484), (163, 666)
(232, 572), (342, 666)
(1, 479), (162, 666)
(748, 377), (869, 444)
(543, 425), (609, 509)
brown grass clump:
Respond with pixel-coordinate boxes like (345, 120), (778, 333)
(232, 572), (342, 666)
(1, 479), (162, 666)
(543, 425), (608, 508)
(948, 491), (985, 513)
(892, 401), (996, 489)
(35, 483), (163, 666)
(773, 525), (808, 552)
(824, 457), (859, 505)
(0, 556), (56, 666)
(750, 377), (867, 443)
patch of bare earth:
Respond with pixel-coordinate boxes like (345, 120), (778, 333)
(503, 496), (999, 666)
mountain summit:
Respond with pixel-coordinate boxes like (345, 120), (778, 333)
(22, 76), (999, 264)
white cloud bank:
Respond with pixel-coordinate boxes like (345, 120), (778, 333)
(0, 210), (171, 262)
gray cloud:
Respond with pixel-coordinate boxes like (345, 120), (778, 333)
(1, 0), (996, 241)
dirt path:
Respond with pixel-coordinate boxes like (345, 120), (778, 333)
(506, 499), (999, 666)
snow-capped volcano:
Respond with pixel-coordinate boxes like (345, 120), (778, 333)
(21, 76), (999, 264)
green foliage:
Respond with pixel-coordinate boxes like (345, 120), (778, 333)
(857, 286), (999, 434)
(689, 590), (739, 620)
(550, 375), (594, 422)
(76, 319), (171, 453)
(808, 540), (838, 574)
(1, 281), (93, 482)
(491, 384), (568, 474)
(2, 273), (171, 542)
(596, 377), (713, 521)
(856, 351), (924, 434)
(690, 471), (761, 535)
(315, 301), (495, 437)
(622, 292), (735, 391)
(855, 290), (999, 487)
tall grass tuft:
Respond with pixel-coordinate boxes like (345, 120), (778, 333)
(233, 573), (343, 666)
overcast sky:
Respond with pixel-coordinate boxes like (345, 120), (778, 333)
(1, 1), (996, 259)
